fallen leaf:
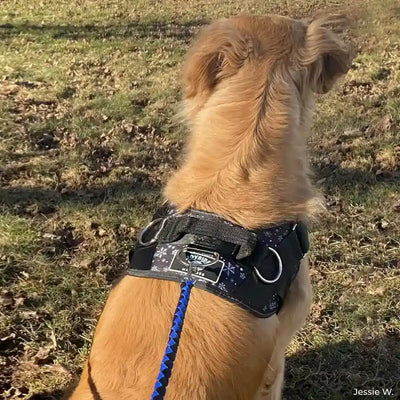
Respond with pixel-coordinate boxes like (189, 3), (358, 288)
(33, 347), (51, 364)
(376, 219), (389, 230)
(14, 297), (25, 307)
(380, 114), (393, 131)
(21, 310), (39, 319)
(0, 292), (13, 306)
(97, 227), (107, 237)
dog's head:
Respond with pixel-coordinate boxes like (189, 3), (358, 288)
(182, 14), (354, 121)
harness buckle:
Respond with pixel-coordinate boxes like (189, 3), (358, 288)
(253, 247), (283, 284)
(138, 217), (167, 246)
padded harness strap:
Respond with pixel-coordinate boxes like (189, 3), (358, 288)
(158, 214), (258, 259)
(128, 206), (309, 318)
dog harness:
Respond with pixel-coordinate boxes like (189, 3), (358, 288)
(127, 204), (309, 318)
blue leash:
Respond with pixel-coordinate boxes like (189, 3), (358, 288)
(151, 279), (195, 400)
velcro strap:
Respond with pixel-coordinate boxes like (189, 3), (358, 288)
(158, 215), (258, 259)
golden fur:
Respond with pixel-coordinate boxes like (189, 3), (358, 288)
(70, 14), (353, 400)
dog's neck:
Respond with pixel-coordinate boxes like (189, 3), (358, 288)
(164, 70), (316, 228)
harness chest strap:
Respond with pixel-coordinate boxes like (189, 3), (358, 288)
(127, 207), (309, 318)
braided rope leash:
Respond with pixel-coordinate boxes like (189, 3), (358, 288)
(151, 279), (195, 400)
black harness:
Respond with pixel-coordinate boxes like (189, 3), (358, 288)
(127, 205), (309, 318)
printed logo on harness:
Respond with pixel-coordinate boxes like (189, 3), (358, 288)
(169, 246), (225, 283)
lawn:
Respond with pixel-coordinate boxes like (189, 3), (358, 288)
(0, 0), (399, 399)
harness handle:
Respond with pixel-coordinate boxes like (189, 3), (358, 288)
(157, 214), (258, 259)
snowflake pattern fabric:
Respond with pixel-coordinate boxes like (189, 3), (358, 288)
(148, 222), (294, 294)
(128, 205), (306, 317)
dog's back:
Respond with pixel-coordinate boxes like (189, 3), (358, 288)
(71, 277), (279, 399)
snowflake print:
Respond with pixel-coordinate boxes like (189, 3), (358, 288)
(223, 262), (236, 276)
(239, 272), (246, 280)
(217, 282), (228, 292)
(154, 247), (167, 259)
(268, 300), (278, 310)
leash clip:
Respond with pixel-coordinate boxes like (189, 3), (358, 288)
(184, 250), (196, 283)
(186, 259), (194, 282)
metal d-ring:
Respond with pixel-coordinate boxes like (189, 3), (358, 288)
(253, 247), (283, 284)
(138, 217), (167, 246)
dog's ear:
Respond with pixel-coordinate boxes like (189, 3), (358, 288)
(183, 20), (254, 99)
(300, 16), (354, 94)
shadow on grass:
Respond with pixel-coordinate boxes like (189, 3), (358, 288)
(29, 390), (64, 400)
(0, 19), (207, 42)
(285, 333), (400, 400)
(312, 161), (399, 195)
(1, 162), (398, 217)
(0, 175), (162, 216)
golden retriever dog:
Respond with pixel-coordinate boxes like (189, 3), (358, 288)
(70, 14), (353, 400)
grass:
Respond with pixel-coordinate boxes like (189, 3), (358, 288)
(0, 0), (399, 399)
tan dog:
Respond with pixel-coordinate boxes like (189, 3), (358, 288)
(70, 14), (352, 400)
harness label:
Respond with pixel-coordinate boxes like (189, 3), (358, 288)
(169, 246), (225, 283)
